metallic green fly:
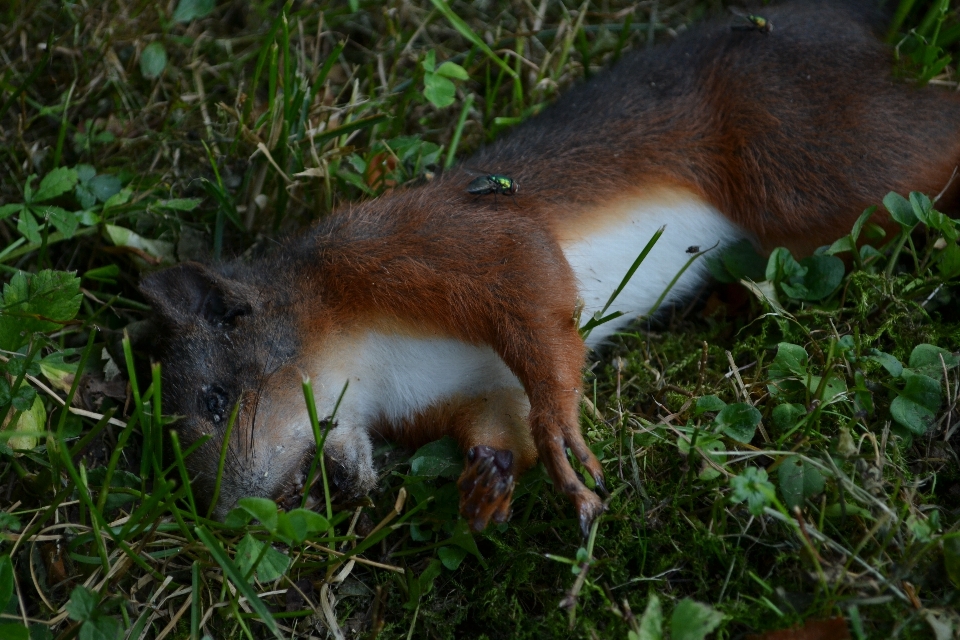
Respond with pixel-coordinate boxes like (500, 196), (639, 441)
(466, 174), (518, 198)
(730, 7), (772, 33)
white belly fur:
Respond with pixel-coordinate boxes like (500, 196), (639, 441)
(561, 191), (746, 346)
(317, 190), (742, 428)
(313, 332), (526, 428)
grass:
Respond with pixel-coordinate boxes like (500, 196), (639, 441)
(1, 0), (960, 638)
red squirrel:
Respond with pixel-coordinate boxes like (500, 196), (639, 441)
(141, 1), (960, 536)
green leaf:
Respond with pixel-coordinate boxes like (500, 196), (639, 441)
(909, 191), (933, 224)
(76, 165), (96, 183)
(39, 351), (78, 394)
(891, 395), (936, 435)
(11, 384), (36, 412)
(409, 436), (463, 478)
(173, 0), (215, 22)
(235, 534), (290, 583)
(778, 455), (825, 510)
(670, 599), (725, 640)
(65, 586), (97, 622)
(637, 592), (663, 640)
(770, 343), (808, 378)
(421, 50), (437, 73)
(6, 394), (44, 450)
(88, 175), (122, 203)
(799, 255), (845, 300)
(194, 527), (283, 639)
(0, 555), (13, 612)
(157, 198), (202, 211)
(937, 243), (960, 279)
(808, 372), (847, 403)
(0, 204), (24, 219)
(39, 206), (79, 238)
(780, 255), (844, 301)
(223, 508), (253, 529)
(908, 344), (958, 379)
(765, 247), (804, 284)
(824, 503), (873, 519)
(826, 235), (855, 256)
(436, 61), (469, 80)
(236, 497), (279, 533)
(771, 403), (805, 432)
(33, 167), (79, 203)
(447, 520), (485, 566)
(424, 73), (456, 108)
(0, 270), (82, 351)
(103, 224), (175, 266)
(438, 546), (467, 570)
(140, 42), (168, 79)
(694, 395), (726, 416)
(277, 509), (329, 545)
(884, 191), (918, 228)
(16, 209), (41, 244)
(0, 513), (21, 532)
(75, 185), (96, 210)
(418, 559), (443, 596)
(79, 615), (122, 640)
(891, 371), (941, 435)
(851, 206), (876, 241)
(0, 624), (29, 640)
(83, 265), (120, 285)
(869, 349), (904, 377)
(730, 467), (774, 516)
(705, 238), (767, 283)
(102, 188), (131, 209)
(714, 403), (761, 443)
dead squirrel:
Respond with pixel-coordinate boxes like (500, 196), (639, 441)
(142, 0), (960, 536)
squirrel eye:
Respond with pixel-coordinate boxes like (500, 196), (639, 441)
(201, 385), (229, 423)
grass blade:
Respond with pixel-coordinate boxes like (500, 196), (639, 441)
(194, 526), (285, 640)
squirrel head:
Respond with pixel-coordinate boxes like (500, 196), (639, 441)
(140, 262), (311, 518)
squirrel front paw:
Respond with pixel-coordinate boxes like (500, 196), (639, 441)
(458, 445), (515, 531)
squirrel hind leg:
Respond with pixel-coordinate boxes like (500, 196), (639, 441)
(458, 445), (516, 530)
(443, 388), (537, 531)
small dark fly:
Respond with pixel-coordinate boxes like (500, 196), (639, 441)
(730, 7), (772, 33)
(467, 174), (518, 198)
(686, 245), (700, 254)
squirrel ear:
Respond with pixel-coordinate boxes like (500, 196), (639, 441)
(140, 262), (252, 328)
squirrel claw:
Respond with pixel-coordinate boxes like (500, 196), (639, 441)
(575, 491), (605, 538)
(458, 445), (515, 531)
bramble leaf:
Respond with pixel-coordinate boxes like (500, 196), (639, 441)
(33, 167), (79, 203)
(0, 270), (82, 351)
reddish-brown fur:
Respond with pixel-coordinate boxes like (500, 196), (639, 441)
(142, 0), (960, 536)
